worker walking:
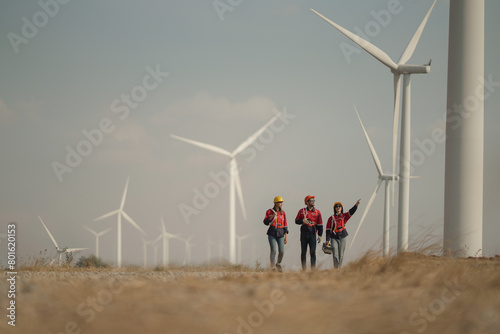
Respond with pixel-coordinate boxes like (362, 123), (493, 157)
(325, 199), (361, 269)
(295, 195), (323, 270)
(263, 196), (288, 272)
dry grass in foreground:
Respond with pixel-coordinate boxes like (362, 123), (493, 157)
(1, 252), (500, 334)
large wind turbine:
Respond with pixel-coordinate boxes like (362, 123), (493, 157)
(38, 216), (88, 265)
(171, 112), (282, 264)
(160, 217), (180, 267)
(93, 176), (146, 267)
(311, 0), (437, 253)
(350, 107), (398, 257)
(84, 226), (112, 258)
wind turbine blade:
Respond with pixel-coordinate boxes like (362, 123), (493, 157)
(98, 228), (113, 237)
(310, 9), (398, 71)
(232, 113), (281, 156)
(38, 216), (59, 249)
(354, 106), (384, 177)
(161, 217), (166, 234)
(93, 209), (119, 222)
(392, 74), (402, 206)
(397, 0), (438, 65)
(349, 179), (383, 249)
(122, 211), (147, 236)
(170, 134), (232, 157)
(65, 248), (88, 252)
(84, 226), (97, 236)
(120, 176), (130, 210)
(233, 165), (247, 220)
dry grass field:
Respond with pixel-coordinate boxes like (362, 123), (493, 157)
(2, 252), (500, 334)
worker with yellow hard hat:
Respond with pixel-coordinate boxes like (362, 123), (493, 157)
(263, 196), (288, 272)
(325, 199), (361, 269)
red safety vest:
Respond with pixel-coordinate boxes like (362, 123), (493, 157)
(328, 212), (351, 233)
(266, 209), (287, 228)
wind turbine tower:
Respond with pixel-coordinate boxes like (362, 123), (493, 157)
(444, 1), (484, 256)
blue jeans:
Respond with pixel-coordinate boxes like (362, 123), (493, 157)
(300, 233), (317, 269)
(331, 237), (346, 269)
(268, 235), (285, 267)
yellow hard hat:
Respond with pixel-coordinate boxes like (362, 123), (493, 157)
(274, 196), (284, 203)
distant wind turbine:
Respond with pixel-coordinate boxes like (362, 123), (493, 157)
(38, 216), (88, 265)
(141, 236), (156, 268)
(160, 217), (180, 267)
(206, 235), (216, 264)
(218, 237), (226, 263)
(84, 226), (112, 258)
(311, 0), (437, 253)
(181, 236), (195, 265)
(153, 236), (161, 265)
(350, 107), (398, 257)
(171, 111), (282, 264)
(93, 176), (146, 267)
(235, 233), (251, 264)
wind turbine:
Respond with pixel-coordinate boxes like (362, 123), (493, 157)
(93, 176), (146, 267)
(311, 0), (437, 253)
(171, 111), (282, 264)
(141, 236), (156, 268)
(159, 217), (180, 267)
(181, 236), (194, 265)
(84, 226), (112, 258)
(206, 235), (216, 264)
(350, 106), (399, 257)
(218, 237), (226, 263)
(235, 233), (251, 264)
(38, 216), (88, 265)
(153, 236), (161, 265)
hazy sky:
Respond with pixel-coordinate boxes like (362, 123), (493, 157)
(1, 0), (499, 269)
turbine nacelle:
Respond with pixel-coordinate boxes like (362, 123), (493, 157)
(393, 63), (431, 75)
(380, 175), (399, 181)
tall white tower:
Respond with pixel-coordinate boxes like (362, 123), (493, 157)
(444, 0), (484, 256)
